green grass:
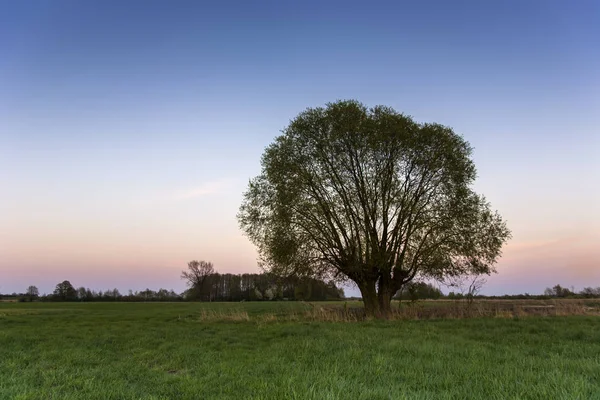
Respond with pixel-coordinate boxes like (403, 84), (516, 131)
(1, 302), (599, 399)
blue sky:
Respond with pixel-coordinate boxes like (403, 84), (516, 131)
(1, 0), (598, 295)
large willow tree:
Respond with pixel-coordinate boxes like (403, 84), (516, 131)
(239, 100), (510, 318)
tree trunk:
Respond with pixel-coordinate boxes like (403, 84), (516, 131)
(377, 276), (395, 319)
(358, 280), (380, 318)
(377, 289), (393, 319)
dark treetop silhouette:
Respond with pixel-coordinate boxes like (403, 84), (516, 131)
(238, 100), (511, 318)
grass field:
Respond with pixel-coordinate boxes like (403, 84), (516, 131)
(1, 301), (599, 399)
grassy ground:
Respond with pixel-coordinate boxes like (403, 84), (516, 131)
(1, 302), (599, 399)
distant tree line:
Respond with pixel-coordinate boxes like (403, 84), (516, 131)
(543, 284), (600, 299)
(0, 281), (185, 302)
(393, 282), (444, 301)
(181, 261), (344, 302)
(182, 273), (343, 302)
(10, 281), (184, 302)
(443, 284), (600, 301)
(394, 283), (600, 301)
(3, 280), (600, 303)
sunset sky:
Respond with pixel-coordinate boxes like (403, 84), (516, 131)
(1, 0), (598, 296)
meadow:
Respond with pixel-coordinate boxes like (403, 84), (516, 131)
(1, 301), (599, 399)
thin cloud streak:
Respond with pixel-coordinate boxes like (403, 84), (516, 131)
(173, 181), (231, 200)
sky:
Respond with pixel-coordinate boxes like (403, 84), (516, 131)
(1, 0), (598, 296)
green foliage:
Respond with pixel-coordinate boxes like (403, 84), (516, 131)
(447, 291), (464, 300)
(580, 287), (600, 298)
(52, 280), (77, 301)
(293, 280), (312, 301)
(544, 284), (576, 298)
(42, 287), (183, 302)
(182, 270), (343, 302)
(239, 100), (511, 316)
(395, 281), (443, 301)
(25, 285), (39, 301)
(1, 302), (599, 399)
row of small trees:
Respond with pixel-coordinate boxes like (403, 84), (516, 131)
(543, 284), (600, 299)
(394, 282), (444, 301)
(181, 261), (344, 301)
(11, 281), (185, 302)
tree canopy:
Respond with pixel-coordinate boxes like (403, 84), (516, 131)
(53, 280), (77, 301)
(239, 100), (511, 318)
(26, 285), (39, 298)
